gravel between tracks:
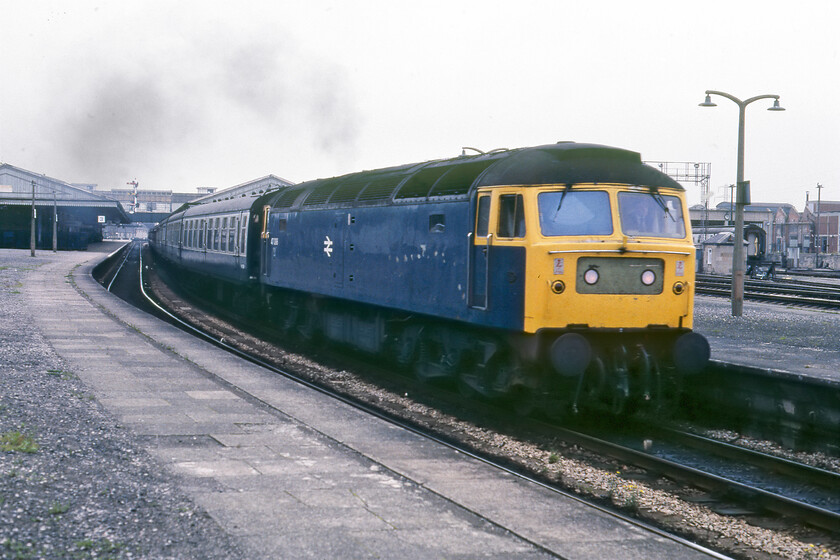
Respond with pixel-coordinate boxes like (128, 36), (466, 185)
(0, 252), (244, 560)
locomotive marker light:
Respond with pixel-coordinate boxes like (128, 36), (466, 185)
(699, 90), (785, 316)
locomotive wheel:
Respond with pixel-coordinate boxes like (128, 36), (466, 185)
(630, 346), (653, 403)
(609, 346), (630, 415)
(490, 351), (521, 395)
(457, 371), (479, 398)
(389, 327), (419, 369)
(414, 334), (458, 383)
(508, 385), (537, 417)
(273, 301), (298, 333)
(295, 308), (319, 341)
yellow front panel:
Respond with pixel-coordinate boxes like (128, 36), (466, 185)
(518, 184), (697, 334)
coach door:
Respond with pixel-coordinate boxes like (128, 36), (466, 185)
(260, 205), (271, 278)
(178, 221), (184, 259)
(468, 193), (491, 309)
(235, 211), (247, 273)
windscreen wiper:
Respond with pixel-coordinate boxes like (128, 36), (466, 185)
(554, 183), (574, 217)
(649, 188), (676, 222)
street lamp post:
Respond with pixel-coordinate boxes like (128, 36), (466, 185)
(699, 90), (785, 316)
(815, 183), (823, 268)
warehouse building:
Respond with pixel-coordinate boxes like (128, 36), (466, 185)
(0, 163), (130, 250)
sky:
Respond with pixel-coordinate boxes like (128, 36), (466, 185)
(1, 1), (838, 208)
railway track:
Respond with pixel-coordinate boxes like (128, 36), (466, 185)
(696, 273), (840, 309)
(568, 422), (840, 532)
(127, 245), (840, 544)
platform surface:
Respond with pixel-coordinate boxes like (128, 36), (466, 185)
(693, 294), (840, 383)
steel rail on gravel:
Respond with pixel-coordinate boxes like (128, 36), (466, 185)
(697, 274), (840, 309)
(561, 422), (840, 533)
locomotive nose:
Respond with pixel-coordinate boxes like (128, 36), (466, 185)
(672, 332), (710, 375)
(550, 333), (592, 377)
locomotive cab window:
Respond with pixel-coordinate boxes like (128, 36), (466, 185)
(475, 195), (491, 237)
(497, 194), (526, 238)
(538, 191), (612, 236)
(618, 192), (686, 238)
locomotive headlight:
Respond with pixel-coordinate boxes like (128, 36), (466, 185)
(583, 268), (599, 285)
(640, 269), (656, 286)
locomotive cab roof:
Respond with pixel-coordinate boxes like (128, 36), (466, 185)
(267, 142), (682, 211)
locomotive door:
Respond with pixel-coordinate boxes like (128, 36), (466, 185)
(468, 194), (491, 309)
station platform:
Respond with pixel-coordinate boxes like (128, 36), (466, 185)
(693, 295), (840, 384)
(2, 244), (731, 558)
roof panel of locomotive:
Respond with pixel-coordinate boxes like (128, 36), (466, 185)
(265, 143), (683, 212)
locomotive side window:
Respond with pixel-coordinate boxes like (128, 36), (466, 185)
(498, 194), (526, 238)
(538, 191), (612, 236)
(429, 214), (445, 233)
(476, 195), (491, 237)
(618, 192), (686, 238)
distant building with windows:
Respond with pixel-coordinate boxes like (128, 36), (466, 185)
(1, 162), (294, 247)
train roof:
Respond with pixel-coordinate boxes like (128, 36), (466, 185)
(266, 142), (682, 211)
(180, 192), (265, 217)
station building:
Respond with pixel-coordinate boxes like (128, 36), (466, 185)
(690, 200), (840, 271)
(0, 163), (130, 250)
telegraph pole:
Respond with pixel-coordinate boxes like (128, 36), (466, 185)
(53, 188), (58, 252)
(30, 180), (36, 257)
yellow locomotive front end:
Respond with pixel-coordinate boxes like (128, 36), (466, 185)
(474, 179), (709, 414)
(526, 183), (695, 333)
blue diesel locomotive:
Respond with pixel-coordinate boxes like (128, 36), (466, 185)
(150, 142), (709, 414)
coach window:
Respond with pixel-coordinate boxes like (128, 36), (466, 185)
(240, 219), (247, 255)
(229, 217), (237, 252)
(214, 218), (221, 251)
(221, 217), (228, 252)
(497, 194), (526, 238)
